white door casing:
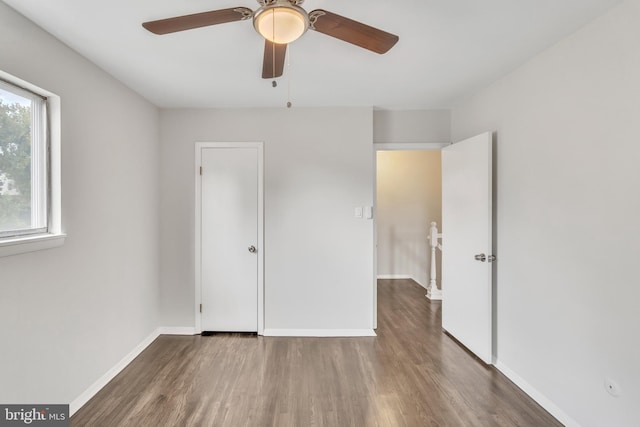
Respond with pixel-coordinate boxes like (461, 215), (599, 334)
(372, 142), (449, 329)
(195, 142), (264, 334)
(441, 132), (493, 364)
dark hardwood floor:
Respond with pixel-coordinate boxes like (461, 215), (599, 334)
(71, 279), (562, 426)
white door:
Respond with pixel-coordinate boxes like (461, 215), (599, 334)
(200, 146), (259, 332)
(441, 132), (493, 364)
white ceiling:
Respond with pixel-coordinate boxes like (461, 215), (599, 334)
(2, 0), (621, 109)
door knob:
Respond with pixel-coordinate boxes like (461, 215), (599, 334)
(248, 245), (256, 253)
(474, 254), (496, 262)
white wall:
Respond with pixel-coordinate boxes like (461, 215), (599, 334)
(159, 108), (374, 331)
(376, 151), (442, 288)
(0, 3), (160, 406)
(451, 1), (640, 426)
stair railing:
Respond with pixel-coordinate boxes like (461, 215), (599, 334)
(427, 221), (443, 300)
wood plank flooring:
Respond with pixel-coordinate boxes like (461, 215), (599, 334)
(71, 279), (562, 426)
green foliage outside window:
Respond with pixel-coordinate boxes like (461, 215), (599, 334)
(0, 100), (32, 232)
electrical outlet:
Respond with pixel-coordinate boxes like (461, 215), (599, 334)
(604, 377), (621, 397)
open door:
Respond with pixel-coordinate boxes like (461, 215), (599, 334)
(441, 132), (493, 364)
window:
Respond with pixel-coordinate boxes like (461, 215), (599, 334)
(0, 70), (63, 256)
(0, 80), (47, 237)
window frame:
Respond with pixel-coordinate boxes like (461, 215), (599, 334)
(0, 70), (64, 257)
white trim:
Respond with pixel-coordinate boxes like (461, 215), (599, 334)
(158, 326), (197, 335)
(377, 274), (412, 280)
(372, 149), (378, 330)
(0, 71), (63, 257)
(256, 144), (264, 335)
(194, 142), (265, 336)
(69, 328), (161, 416)
(377, 274), (428, 289)
(194, 145), (202, 334)
(0, 233), (66, 258)
(48, 95), (62, 235)
(374, 142), (450, 151)
(263, 329), (377, 337)
(413, 277), (427, 289)
(495, 360), (579, 427)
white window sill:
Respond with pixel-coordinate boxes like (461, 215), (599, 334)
(0, 233), (66, 258)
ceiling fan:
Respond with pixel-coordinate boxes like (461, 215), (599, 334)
(142, 0), (399, 79)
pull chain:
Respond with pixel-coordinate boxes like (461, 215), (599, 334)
(271, 9), (277, 87)
(272, 9), (276, 81)
(287, 45), (292, 108)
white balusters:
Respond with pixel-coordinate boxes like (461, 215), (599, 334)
(427, 221), (443, 301)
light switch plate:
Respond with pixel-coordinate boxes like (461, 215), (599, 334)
(365, 206), (373, 219)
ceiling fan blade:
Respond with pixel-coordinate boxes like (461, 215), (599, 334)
(142, 7), (252, 35)
(262, 41), (287, 79)
(309, 10), (399, 54)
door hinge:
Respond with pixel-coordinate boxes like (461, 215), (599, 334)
(199, 166), (202, 175)
(199, 304), (202, 313)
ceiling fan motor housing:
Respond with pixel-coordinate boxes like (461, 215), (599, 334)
(253, 0), (310, 44)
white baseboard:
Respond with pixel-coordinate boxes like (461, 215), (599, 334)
(377, 275), (428, 289)
(158, 326), (197, 335)
(413, 278), (427, 289)
(69, 328), (161, 416)
(263, 329), (376, 337)
(494, 360), (580, 427)
(377, 274), (411, 280)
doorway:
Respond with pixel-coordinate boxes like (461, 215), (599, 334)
(373, 142), (447, 328)
(195, 142), (264, 334)
(373, 134), (494, 364)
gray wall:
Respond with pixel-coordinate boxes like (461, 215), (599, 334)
(372, 110), (449, 289)
(451, 1), (640, 425)
(5, 0), (637, 423)
(374, 109), (450, 143)
(159, 108), (374, 331)
(0, 3), (160, 405)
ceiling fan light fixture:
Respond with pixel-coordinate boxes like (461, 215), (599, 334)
(254, 2), (309, 44)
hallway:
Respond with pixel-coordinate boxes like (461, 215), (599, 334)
(71, 279), (560, 426)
